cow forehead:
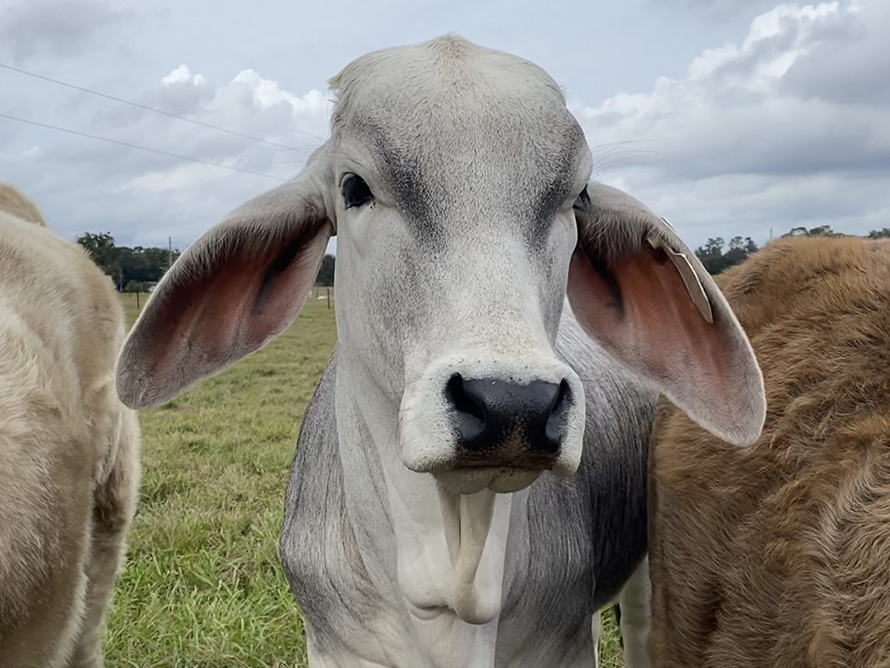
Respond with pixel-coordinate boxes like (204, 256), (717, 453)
(328, 36), (588, 195)
(331, 36), (567, 115)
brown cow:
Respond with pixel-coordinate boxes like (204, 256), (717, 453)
(650, 235), (890, 667)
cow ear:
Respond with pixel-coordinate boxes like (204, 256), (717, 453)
(116, 153), (334, 410)
(569, 182), (765, 446)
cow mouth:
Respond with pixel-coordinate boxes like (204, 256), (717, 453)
(454, 437), (560, 470)
(433, 466), (544, 494)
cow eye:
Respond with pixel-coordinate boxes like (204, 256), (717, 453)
(342, 174), (374, 209)
(573, 185), (590, 212)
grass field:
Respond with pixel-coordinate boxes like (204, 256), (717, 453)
(104, 294), (624, 667)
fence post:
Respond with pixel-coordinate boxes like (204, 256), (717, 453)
(136, 291), (140, 309)
(326, 288), (331, 310)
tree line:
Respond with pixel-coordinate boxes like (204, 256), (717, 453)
(694, 225), (890, 275)
(76, 232), (180, 294)
(76, 224), (890, 290)
(76, 232), (336, 292)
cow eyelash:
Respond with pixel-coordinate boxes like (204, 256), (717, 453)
(342, 174), (374, 209)
(573, 186), (590, 212)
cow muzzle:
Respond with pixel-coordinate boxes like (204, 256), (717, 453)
(399, 353), (586, 494)
(445, 374), (572, 469)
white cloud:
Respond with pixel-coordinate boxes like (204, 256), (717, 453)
(2, 64), (330, 247)
(2, 0), (887, 257)
(161, 64), (208, 88)
(575, 0), (890, 248)
(230, 69), (329, 117)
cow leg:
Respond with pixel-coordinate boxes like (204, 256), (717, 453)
(0, 458), (92, 668)
(70, 413), (140, 668)
(617, 557), (652, 668)
(591, 607), (601, 668)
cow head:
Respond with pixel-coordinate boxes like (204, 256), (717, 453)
(116, 36), (765, 495)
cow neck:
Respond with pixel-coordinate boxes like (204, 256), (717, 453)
(334, 357), (515, 627)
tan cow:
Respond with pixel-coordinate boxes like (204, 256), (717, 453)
(650, 235), (890, 667)
(0, 183), (140, 667)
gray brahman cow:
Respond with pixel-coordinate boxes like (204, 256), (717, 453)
(116, 35), (765, 668)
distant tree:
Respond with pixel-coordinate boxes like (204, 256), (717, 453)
(783, 225), (844, 239)
(695, 237), (732, 274)
(77, 232), (122, 283)
(77, 232), (180, 291)
(315, 254), (335, 286)
(703, 237), (725, 256)
(123, 279), (144, 294)
(809, 225), (843, 237)
(868, 228), (890, 239)
(119, 246), (180, 284)
(694, 235), (759, 275)
(724, 236), (749, 267)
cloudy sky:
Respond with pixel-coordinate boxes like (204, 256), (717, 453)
(1, 0), (888, 254)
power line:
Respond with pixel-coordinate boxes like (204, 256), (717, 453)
(0, 112), (287, 182)
(0, 62), (325, 149)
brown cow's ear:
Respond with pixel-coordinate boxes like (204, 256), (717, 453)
(116, 152), (334, 410)
(569, 182), (765, 446)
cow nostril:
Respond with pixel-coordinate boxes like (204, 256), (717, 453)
(446, 374), (485, 420)
(544, 379), (572, 449)
(446, 375), (573, 457)
(446, 373), (486, 441)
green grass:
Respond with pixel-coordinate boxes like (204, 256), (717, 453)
(104, 293), (624, 667)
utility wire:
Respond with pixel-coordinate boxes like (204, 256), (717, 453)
(0, 112), (287, 182)
(0, 62), (324, 148)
